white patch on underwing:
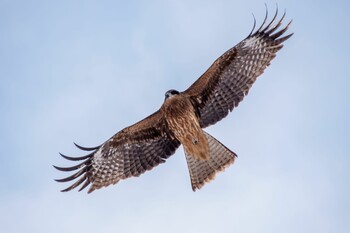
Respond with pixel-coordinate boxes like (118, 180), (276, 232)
(243, 37), (258, 48)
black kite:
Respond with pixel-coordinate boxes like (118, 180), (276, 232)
(55, 8), (293, 193)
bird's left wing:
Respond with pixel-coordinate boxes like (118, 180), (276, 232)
(54, 110), (181, 193)
(184, 9), (293, 128)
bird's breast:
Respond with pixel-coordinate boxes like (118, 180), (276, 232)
(163, 96), (198, 136)
(163, 95), (209, 160)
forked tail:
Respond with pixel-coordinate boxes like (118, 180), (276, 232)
(185, 131), (237, 191)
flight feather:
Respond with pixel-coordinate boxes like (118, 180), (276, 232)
(184, 9), (293, 128)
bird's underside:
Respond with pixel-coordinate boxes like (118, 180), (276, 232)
(55, 7), (293, 193)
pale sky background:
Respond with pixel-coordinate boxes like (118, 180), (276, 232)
(1, 0), (349, 232)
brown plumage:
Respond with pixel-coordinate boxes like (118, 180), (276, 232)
(55, 8), (293, 193)
(163, 93), (209, 160)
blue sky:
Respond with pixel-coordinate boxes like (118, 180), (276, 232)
(1, 0), (349, 232)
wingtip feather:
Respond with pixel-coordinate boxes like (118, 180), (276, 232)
(59, 152), (94, 161)
(73, 142), (100, 151)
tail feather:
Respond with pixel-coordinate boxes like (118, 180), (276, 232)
(185, 131), (237, 191)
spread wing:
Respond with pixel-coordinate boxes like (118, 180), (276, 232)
(184, 9), (293, 128)
(54, 110), (181, 193)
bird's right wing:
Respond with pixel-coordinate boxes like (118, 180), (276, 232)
(54, 110), (181, 193)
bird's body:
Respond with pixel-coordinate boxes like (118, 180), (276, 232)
(55, 8), (293, 193)
(163, 92), (209, 160)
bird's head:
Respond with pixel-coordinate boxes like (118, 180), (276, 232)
(164, 89), (180, 100)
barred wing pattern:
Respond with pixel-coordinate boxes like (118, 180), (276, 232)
(55, 111), (180, 193)
(185, 10), (293, 128)
(55, 8), (292, 193)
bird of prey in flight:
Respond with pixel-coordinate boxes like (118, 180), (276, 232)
(55, 8), (293, 193)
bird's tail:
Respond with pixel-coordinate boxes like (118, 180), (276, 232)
(184, 131), (237, 191)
